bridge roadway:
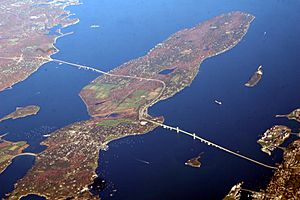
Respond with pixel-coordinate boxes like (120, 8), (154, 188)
(0, 56), (277, 170)
(142, 118), (277, 169)
(12, 152), (37, 160)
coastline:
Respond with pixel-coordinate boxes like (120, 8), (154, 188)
(0, 0), (81, 93)
(0, 142), (29, 174)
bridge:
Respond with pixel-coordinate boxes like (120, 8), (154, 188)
(142, 118), (277, 170)
(12, 152), (37, 160)
(0, 55), (278, 170)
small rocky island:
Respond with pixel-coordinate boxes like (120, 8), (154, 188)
(257, 125), (292, 155)
(245, 65), (263, 87)
(185, 154), (202, 168)
(0, 105), (40, 123)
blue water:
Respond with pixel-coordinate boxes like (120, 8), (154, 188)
(159, 68), (176, 75)
(1, 0), (300, 199)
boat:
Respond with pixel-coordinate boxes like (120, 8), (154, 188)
(214, 100), (222, 105)
(90, 24), (100, 28)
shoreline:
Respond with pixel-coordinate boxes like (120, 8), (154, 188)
(0, 0), (81, 93)
(0, 142), (29, 174)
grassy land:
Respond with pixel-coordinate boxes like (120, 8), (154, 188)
(86, 83), (117, 99)
(97, 118), (132, 127)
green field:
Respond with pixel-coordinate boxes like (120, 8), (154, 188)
(97, 118), (132, 127)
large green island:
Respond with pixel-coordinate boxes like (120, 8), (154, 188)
(9, 12), (255, 199)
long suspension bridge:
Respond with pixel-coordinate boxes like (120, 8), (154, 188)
(0, 55), (277, 170)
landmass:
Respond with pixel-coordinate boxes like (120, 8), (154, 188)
(224, 140), (300, 199)
(225, 108), (300, 199)
(0, 134), (29, 174)
(252, 139), (300, 199)
(9, 12), (255, 199)
(0, 0), (80, 92)
(257, 125), (292, 155)
(276, 108), (300, 123)
(185, 153), (203, 168)
(223, 182), (243, 200)
(245, 65), (263, 87)
(0, 105), (40, 123)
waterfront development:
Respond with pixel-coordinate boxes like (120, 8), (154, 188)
(0, 0), (300, 199)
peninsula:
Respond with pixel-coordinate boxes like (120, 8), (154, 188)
(276, 108), (300, 123)
(0, 105), (40, 123)
(9, 12), (255, 199)
(223, 182), (243, 200)
(0, 0), (80, 92)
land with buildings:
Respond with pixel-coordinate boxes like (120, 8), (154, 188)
(0, 0), (80, 92)
(223, 182), (243, 200)
(257, 125), (292, 156)
(0, 105), (40, 123)
(224, 140), (300, 199)
(252, 139), (300, 199)
(226, 107), (300, 199)
(9, 12), (255, 199)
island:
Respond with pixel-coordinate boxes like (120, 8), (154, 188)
(0, 105), (40, 123)
(9, 12), (255, 199)
(185, 154), (202, 168)
(276, 108), (300, 123)
(0, 0), (80, 92)
(257, 125), (291, 155)
(245, 65), (263, 87)
(0, 134), (29, 173)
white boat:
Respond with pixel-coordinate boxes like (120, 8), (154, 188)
(214, 100), (222, 105)
(90, 24), (100, 28)
(43, 134), (51, 137)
